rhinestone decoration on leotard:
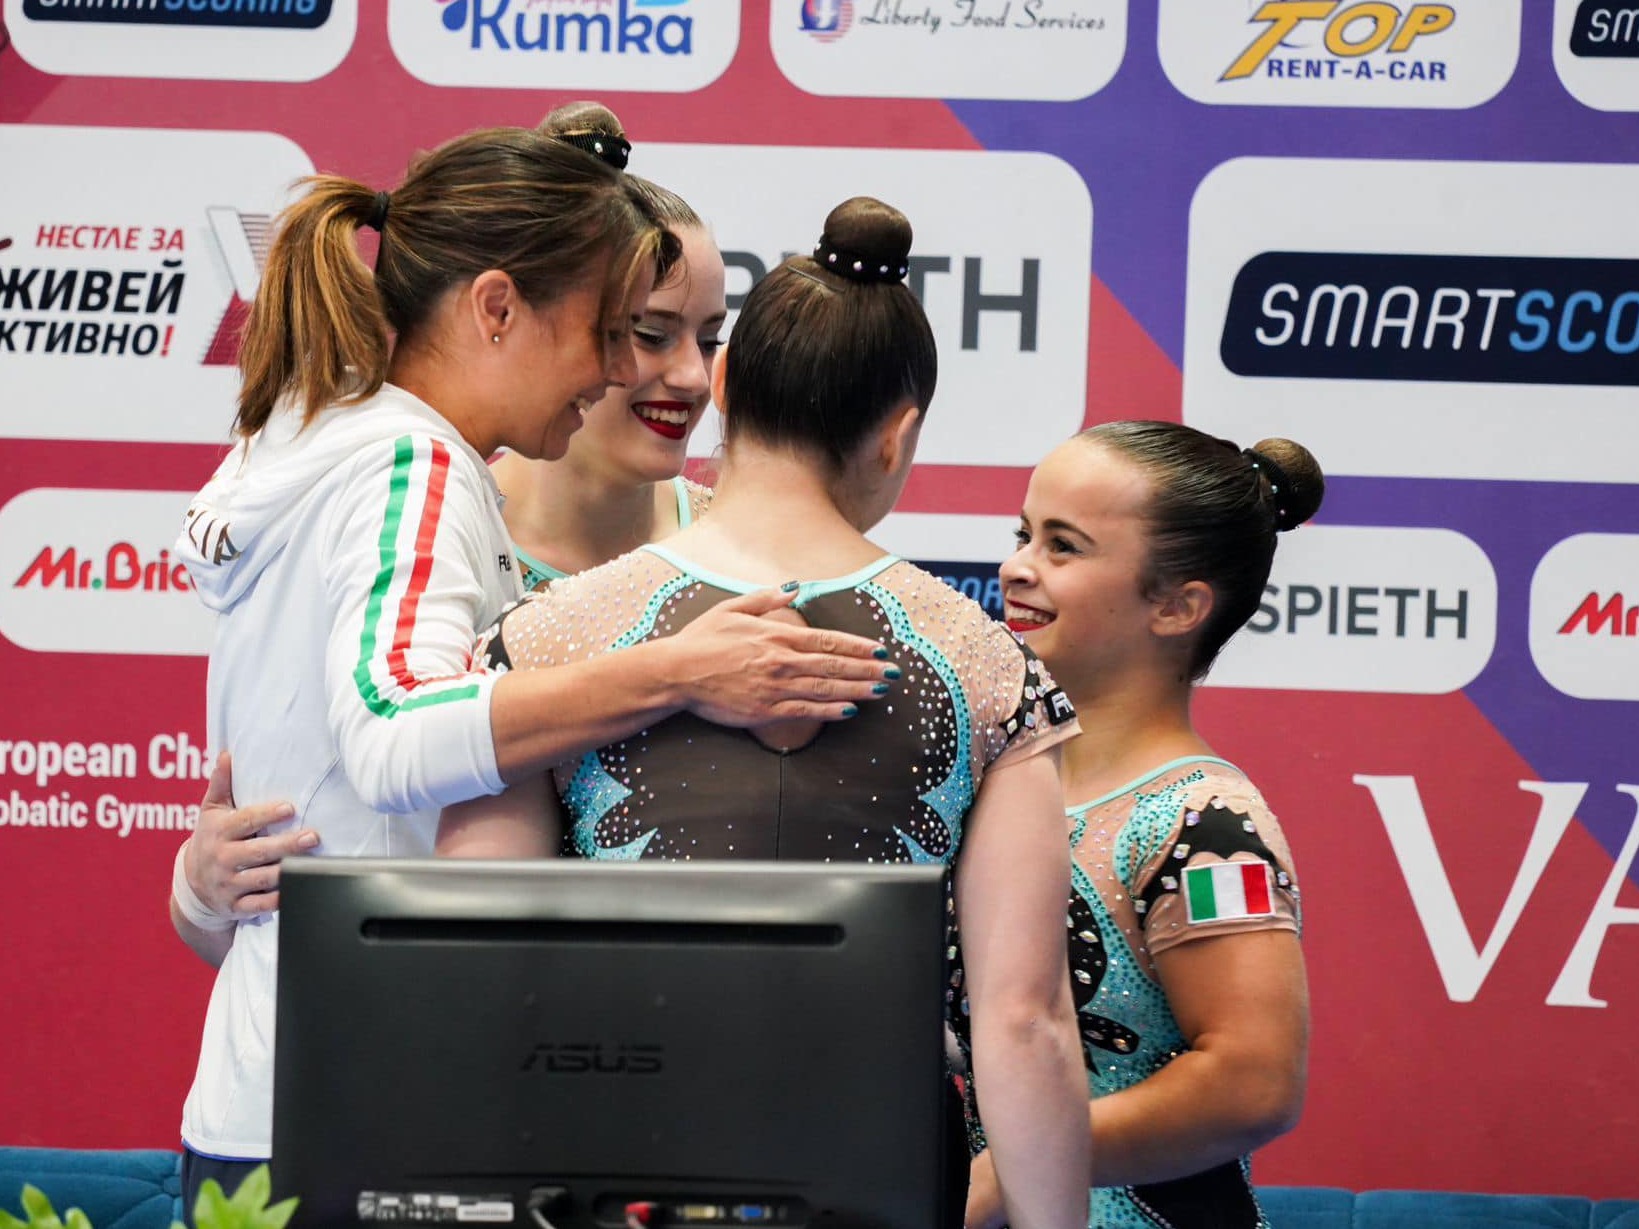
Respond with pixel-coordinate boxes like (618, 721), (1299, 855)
(1059, 759), (1297, 1228)
(486, 551), (1074, 868)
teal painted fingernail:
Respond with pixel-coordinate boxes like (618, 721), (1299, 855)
(883, 666), (902, 680)
(780, 580), (800, 592)
(873, 646), (890, 660)
(872, 682), (891, 695)
(842, 704), (860, 717)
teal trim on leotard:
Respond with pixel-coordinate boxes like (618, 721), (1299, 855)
(515, 477), (697, 591)
(1064, 755), (1242, 818)
(638, 543), (900, 605)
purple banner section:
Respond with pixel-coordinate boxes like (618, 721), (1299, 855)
(951, 2), (1639, 366)
(1319, 475), (1639, 862)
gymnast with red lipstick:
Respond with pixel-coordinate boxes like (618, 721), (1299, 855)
(962, 422), (1323, 1229)
(492, 103), (723, 589)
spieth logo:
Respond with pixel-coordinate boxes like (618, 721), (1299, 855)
(390, 0), (736, 89)
(1205, 525), (1497, 695)
(0, 489), (213, 658)
(800, 0), (853, 39)
(640, 143), (1092, 469)
(1157, 0), (1518, 108)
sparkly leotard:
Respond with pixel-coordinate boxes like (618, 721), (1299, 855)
(958, 756), (1301, 1229)
(476, 545), (1078, 1227)
(478, 544), (1078, 863)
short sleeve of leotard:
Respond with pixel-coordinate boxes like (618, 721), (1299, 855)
(1131, 772), (1301, 958)
(472, 549), (685, 675)
(971, 620), (1080, 774)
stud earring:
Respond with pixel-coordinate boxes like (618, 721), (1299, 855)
(491, 334), (501, 344)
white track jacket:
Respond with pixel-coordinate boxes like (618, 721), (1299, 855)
(173, 384), (522, 1158)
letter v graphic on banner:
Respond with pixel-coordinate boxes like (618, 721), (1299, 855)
(1353, 776), (1587, 1003)
(1547, 785), (1639, 1008)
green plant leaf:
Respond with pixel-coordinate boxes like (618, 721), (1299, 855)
(0, 1209), (30, 1229)
(226, 1166), (269, 1214)
(257, 1195), (300, 1229)
(63, 1210), (92, 1229)
(18, 1186), (62, 1229)
(194, 1177), (231, 1229)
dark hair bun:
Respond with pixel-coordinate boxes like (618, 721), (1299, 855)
(538, 100), (626, 139)
(816, 197), (912, 284)
(538, 101), (630, 170)
(1250, 436), (1325, 531)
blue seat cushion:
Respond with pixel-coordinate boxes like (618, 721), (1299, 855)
(0, 1147), (183, 1229)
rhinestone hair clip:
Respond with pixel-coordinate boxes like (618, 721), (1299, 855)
(1242, 447), (1301, 532)
(812, 237), (909, 285)
(558, 130), (631, 171)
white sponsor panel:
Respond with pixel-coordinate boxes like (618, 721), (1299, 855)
(3, 0), (356, 82)
(0, 489), (212, 657)
(388, 0), (738, 91)
(1158, 0), (1518, 108)
(1529, 533), (1639, 700)
(770, 0), (1126, 101)
(635, 144), (1091, 468)
(1184, 157), (1639, 483)
(0, 125), (313, 445)
(1204, 525), (1496, 694)
(1553, 0), (1639, 111)
(874, 512), (1016, 563)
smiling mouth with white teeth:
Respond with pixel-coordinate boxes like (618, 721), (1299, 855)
(1004, 601), (1055, 634)
(631, 400), (692, 441)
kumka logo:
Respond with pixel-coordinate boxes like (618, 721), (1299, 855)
(20, 0), (333, 29)
(1220, 252), (1639, 386)
(431, 0), (697, 54)
(1222, 1), (1457, 82)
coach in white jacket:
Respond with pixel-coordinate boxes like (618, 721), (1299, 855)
(168, 122), (898, 1206)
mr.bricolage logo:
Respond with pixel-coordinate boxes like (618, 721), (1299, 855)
(0, 490), (212, 658)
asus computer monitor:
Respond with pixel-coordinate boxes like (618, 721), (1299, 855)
(273, 859), (951, 1229)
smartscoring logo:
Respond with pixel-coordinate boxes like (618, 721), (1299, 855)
(1220, 252), (1639, 386)
(20, 0), (333, 28)
(1570, 1), (1639, 55)
(431, 0), (696, 54)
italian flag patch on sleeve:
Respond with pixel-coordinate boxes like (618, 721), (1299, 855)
(1184, 860), (1276, 924)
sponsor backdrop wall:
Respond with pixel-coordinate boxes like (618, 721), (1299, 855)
(2, 0), (1637, 1201)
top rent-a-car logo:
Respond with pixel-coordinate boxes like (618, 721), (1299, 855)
(1221, 2), (1457, 82)
(1157, 1), (1518, 108)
